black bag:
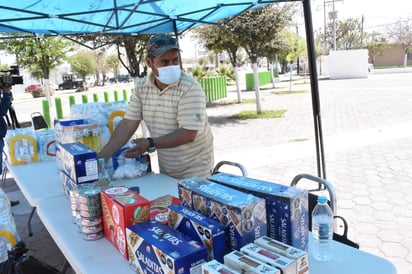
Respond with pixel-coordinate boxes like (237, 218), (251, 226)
(0, 241), (62, 274)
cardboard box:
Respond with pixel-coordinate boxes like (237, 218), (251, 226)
(168, 204), (226, 262)
(126, 220), (208, 274)
(150, 195), (180, 224)
(224, 250), (280, 274)
(201, 260), (240, 274)
(59, 142), (98, 184)
(178, 177), (267, 252)
(254, 236), (309, 274)
(100, 186), (151, 259)
(240, 243), (296, 274)
(209, 173), (309, 251)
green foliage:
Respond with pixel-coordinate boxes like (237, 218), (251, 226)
(320, 17), (365, 51)
(228, 3), (297, 63)
(69, 50), (97, 79)
(215, 64), (235, 81)
(229, 109), (287, 119)
(191, 65), (207, 80)
(105, 53), (121, 76)
(0, 36), (73, 80)
(365, 32), (390, 64)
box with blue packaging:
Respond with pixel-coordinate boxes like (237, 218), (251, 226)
(208, 173), (309, 251)
(178, 177), (267, 252)
(167, 204), (226, 262)
(58, 142), (98, 184)
(126, 220), (208, 274)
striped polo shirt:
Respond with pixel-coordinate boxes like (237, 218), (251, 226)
(125, 71), (214, 179)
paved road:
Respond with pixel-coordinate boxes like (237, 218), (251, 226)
(4, 68), (412, 274)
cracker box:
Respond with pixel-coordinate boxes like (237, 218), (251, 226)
(201, 260), (240, 274)
(178, 177), (267, 252)
(58, 142), (98, 184)
(168, 204), (226, 262)
(126, 220), (208, 274)
(224, 251), (280, 274)
(100, 186), (151, 259)
(150, 195), (180, 224)
(209, 173), (309, 251)
(254, 236), (309, 274)
(240, 243), (296, 274)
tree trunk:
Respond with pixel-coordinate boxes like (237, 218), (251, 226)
(252, 62), (262, 114)
(234, 66), (242, 103)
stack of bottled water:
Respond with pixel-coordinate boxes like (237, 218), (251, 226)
(0, 187), (20, 263)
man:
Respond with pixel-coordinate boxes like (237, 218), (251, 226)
(98, 34), (214, 179)
(0, 75), (19, 207)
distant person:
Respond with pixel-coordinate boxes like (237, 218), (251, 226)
(98, 34), (214, 179)
(0, 75), (19, 207)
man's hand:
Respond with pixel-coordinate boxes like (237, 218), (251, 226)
(122, 138), (150, 158)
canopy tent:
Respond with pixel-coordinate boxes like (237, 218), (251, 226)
(0, 0), (326, 179)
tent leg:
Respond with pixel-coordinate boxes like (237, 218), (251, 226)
(302, 0), (327, 179)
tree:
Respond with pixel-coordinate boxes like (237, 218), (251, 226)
(365, 32), (390, 65)
(69, 49), (97, 88)
(0, 36), (73, 100)
(386, 17), (412, 66)
(319, 17), (365, 51)
(116, 35), (150, 78)
(193, 22), (244, 101)
(277, 29), (306, 91)
(229, 3), (296, 113)
(105, 53), (121, 77)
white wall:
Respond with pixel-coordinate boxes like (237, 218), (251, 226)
(328, 49), (369, 79)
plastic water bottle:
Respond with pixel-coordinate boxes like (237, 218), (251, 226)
(97, 158), (111, 186)
(311, 195), (334, 261)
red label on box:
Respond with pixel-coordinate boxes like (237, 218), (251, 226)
(149, 195), (180, 224)
(101, 186), (151, 260)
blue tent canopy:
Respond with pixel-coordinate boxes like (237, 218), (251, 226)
(0, 0), (326, 179)
(0, 0), (285, 35)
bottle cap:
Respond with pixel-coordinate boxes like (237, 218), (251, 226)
(317, 195), (328, 203)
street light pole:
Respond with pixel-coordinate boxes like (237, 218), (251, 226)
(325, 0), (342, 51)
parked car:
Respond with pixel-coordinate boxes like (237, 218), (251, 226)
(24, 84), (42, 93)
(58, 80), (84, 90)
(109, 75), (133, 83)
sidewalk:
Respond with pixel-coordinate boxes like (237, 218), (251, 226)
(4, 70), (412, 274)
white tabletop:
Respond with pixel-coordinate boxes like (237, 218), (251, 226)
(308, 235), (396, 274)
(18, 162), (396, 274)
(6, 161), (64, 206)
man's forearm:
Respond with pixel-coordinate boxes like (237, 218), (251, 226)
(98, 118), (139, 160)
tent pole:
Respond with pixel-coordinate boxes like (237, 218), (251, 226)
(172, 21), (184, 70)
(302, 0), (327, 179)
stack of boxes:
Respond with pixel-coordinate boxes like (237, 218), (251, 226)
(208, 173), (309, 251)
(178, 177), (267, 252)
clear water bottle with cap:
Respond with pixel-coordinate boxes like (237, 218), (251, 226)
(311, 195), (334, 261)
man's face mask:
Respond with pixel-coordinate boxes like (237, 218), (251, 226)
(156, 65), (181, 85)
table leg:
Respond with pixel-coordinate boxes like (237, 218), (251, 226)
(28, 207), (36, 237)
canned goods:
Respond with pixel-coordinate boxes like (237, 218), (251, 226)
(78, 223), (103, 234)
(81, 230), (104, 241)
(77, 216), (102, 227)
(79, 207), (102, 218)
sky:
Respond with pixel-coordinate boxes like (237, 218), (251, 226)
(180, 0), (412, 58)
(310, 0), (412, 31)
